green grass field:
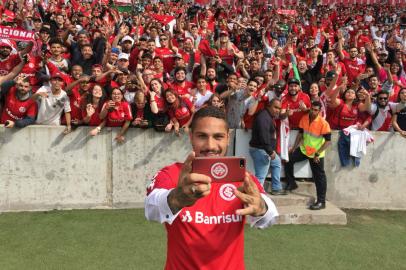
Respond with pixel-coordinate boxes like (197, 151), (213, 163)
(0, 209), (405, 270)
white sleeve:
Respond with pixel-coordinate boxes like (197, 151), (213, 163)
(144, 188), (182, 224)
(249, 194), (279, 229)
(64, 95), (71, 113)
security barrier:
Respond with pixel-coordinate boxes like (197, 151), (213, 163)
(0, 126), (405, 211)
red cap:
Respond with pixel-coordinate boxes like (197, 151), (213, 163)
(220, 30), (229, 37)
(0, 42), (12, 49)
(51, 72), (65, 80)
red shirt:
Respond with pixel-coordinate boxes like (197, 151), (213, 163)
(155, 47), (176, 73)
(153, 94), (166, 111)
(329, 99), (359, 130)
(342, 58), (365, 84)
(169, 81), (194, 97)
(20, 56), (42, 89)
(81, 104), (103, 126)
(218, 45), (238, 66)
(103, 101), (133, 127)
(168, 98), (193, 127)
(1, 86), (37, 123)
(281, 92), (311, 129)
(146, 163), (264, 270)
(0, 54), (21, 76)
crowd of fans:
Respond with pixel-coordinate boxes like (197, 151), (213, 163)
(0, 0), (406, 143)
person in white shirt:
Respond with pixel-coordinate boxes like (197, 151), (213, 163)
(191, 77), (213, 110)
(32, 72), (72, 134)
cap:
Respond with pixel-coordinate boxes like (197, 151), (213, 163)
(0, 41), (12, 49)
(174, 54), (183, 59)
(220, 30), (229, 37)
(378, 49), (388, 55)
(325, 70), (337, 79)
(51, 72), (64, 80)
(121, 35), (134, 45)
(273, 79), (286, 90)
(118, 53), (129, 61)
(287, 78), (300, 85)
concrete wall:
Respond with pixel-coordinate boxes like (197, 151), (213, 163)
(325, 131), (406, 210)
(0, 126), (234, 212)
(0, 126), (405, 211)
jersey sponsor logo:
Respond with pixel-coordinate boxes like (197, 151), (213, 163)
(211, 162), (228, 179)
(181, 107), (188, 113)
(19, 106), (26, 113)
(181, 210), (193, 222)
(219, 183), (236, 201)
(181, 210), (242, 224)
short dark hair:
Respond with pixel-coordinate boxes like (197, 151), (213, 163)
(265, 98), (281, 109)
(311, 100), (322, 109)
(190, 106), (228, 131)
(49, 38), (64, 46)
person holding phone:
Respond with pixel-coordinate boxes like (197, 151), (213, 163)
(99, 88), (132, 143)
(145, 106), (278, 270)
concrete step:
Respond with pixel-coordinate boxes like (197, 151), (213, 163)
(267, 193), (315, 207)
(275, 202), (347, 225)
(290, 181), (316, 197)
(264, 180), (316, 196)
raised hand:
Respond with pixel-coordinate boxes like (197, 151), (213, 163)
(233, 172), (267, 217)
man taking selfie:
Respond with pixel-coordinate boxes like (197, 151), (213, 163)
(145, 106), (278, 270)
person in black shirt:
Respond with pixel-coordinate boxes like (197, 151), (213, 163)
(249, 98), (286, 195)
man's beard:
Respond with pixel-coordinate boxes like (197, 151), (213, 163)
(206, 76), (215, 82)
(176, 78), (185, 83)
(288, 91), (298, 97)
(0, 51), (10, 58)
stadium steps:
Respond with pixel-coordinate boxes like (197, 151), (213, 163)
(265, 181), (347, 225)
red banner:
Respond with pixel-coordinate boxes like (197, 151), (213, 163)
(0, 26), (35, 42)
(276, 9), (297, 16)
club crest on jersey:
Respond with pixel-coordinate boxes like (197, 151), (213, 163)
(210, 162), (228, 179)
(19, 106), (26, 113)
(219, 183), (236, 201)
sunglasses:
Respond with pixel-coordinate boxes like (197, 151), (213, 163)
(378, 97), (388, 100)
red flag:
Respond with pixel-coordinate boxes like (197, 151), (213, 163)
(198, 39), (217, 58)
(194, 0), (211, 5)
(150, 14), (176, 25)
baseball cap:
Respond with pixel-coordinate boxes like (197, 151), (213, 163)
(51, 72), (64, 80)
(220, 30), (229, 36)
(174, 54), (183, 59)
(287, 78), (300, 85)
(0, 41), (12, 49)
(121, 35), (134, 45)
(273, 80), (286, 90)
(118, 53), (129, 61)
(378, 49), (388, 55)
(325, 70), (337, 79)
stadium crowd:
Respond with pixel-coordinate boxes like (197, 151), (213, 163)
(0, 0), (406, 143)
